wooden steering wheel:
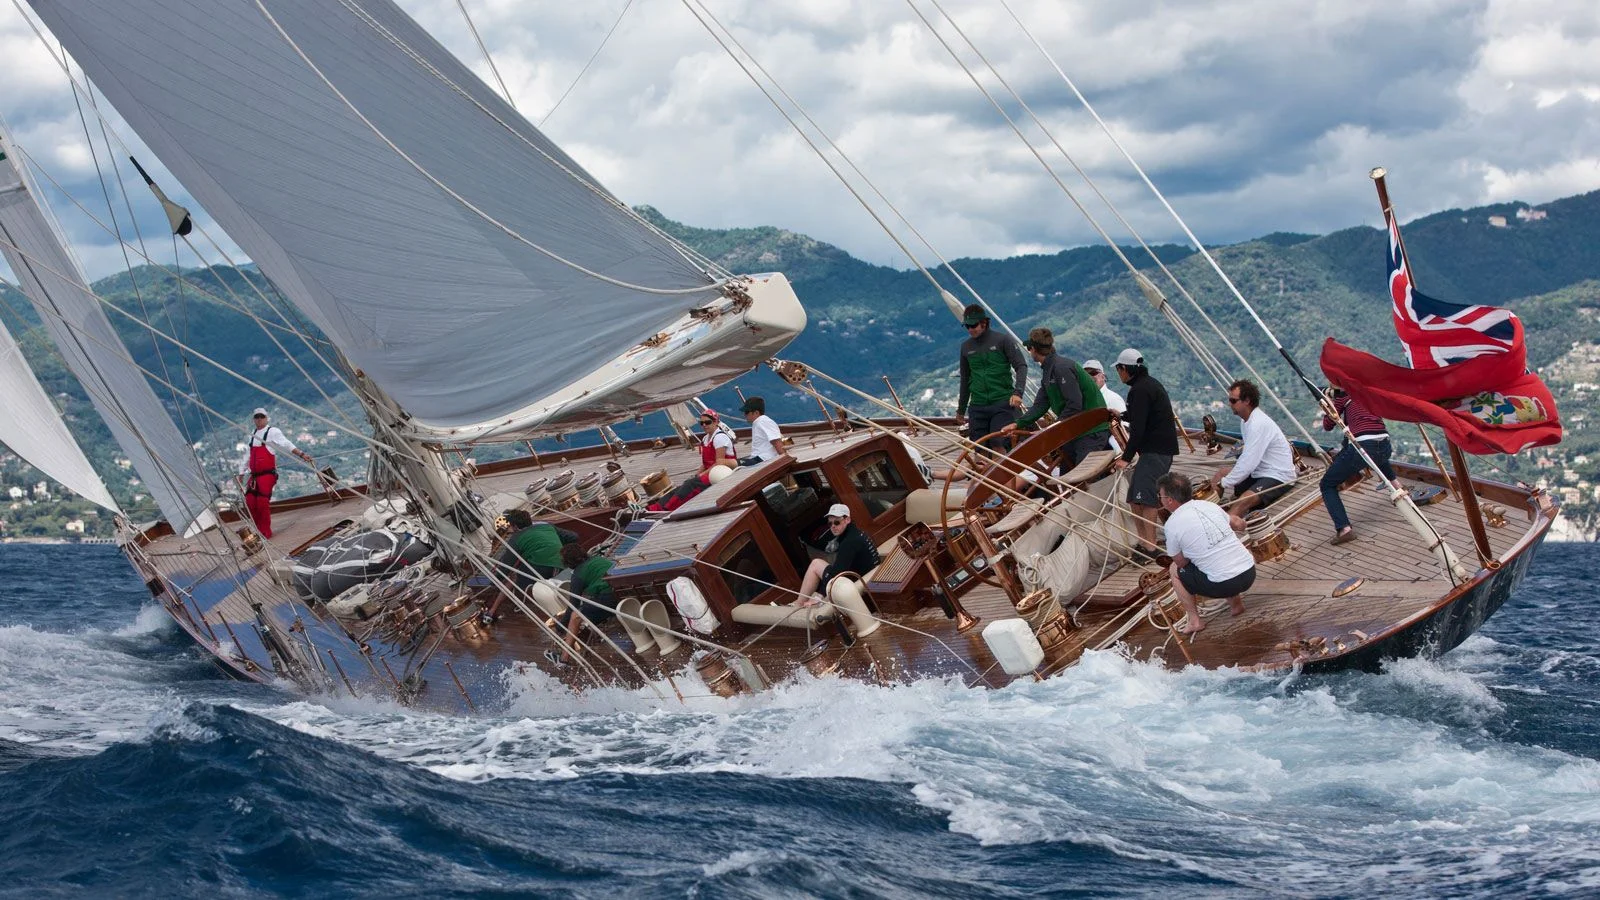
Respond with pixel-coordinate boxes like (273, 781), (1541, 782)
(938, 409), (1114, 591)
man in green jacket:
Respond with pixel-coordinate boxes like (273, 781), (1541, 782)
(497, 508), (579, 585)
(1002, 326), (1109, 469)
(955, 304), (1028, 449)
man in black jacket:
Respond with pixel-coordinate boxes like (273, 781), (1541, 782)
(1109, 349), (1180, 558)
(797, 503), (881, 605)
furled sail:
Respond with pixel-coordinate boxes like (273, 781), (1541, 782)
(0, 127), (216, 531)
(26, 0), (727, 430)
(0, 315), (118, 511)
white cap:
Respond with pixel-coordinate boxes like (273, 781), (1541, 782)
(1115, 348), (1144, 368)
(1082, 359), (1104, 373)
(251, 407), (268, 417)
(827, 503), (851, 518)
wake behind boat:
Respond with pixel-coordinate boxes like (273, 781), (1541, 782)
(0, 0), (1562, 712)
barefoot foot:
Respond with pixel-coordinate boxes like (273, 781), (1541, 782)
(1228, 595), (1246, 617)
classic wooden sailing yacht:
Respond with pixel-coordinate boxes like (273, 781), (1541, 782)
(1, 0), (1557, 712)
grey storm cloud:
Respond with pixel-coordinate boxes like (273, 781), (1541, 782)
(2, 0), (1598, 281)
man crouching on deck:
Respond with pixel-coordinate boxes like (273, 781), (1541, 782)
(1157, 472), (1256, 635)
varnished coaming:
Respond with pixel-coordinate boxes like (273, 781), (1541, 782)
(122, 418), (1552, 712)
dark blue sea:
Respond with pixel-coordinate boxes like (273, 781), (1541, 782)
(1, 543), (1597, 898)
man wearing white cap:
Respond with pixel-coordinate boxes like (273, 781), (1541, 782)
(796, 502), (880, 606)
(1080, 359), (1126, 417)
(237, 407), (313, 538)
(1108, 349), (1179, 558)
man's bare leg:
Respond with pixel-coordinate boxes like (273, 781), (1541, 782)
(1228, 594), (1246, 617)
(1169, 563), (1203, 634)
(1131, 503), (1160, 550)
(796, 558), (828, 604)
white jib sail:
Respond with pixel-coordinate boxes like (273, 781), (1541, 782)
(27, 0), (728, 431)
(0, 127), (217, 532)
(0, 314), (119, 512)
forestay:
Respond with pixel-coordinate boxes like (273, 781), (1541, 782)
(0, 127), (215, 531)
(26, 0), (725, 429)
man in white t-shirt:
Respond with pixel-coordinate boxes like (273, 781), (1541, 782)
(1210, 378), (1297, 529)
(1082, 358), (1126, 452)
(1158, 472), (1256, 635)
(738, 396), (788, 465)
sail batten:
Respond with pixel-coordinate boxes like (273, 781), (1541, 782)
(27, 0), (725, 428)
(0, 126), (216, 532)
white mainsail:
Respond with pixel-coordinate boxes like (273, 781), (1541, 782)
(25, 0), (735, 431)
(0, 314), (118, 511)
(0, 127), (216, 531)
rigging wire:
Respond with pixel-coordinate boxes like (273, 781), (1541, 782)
(451, 0), (517, 110)
(675, 0), (1024, 345)
(540, 0), (636, 127)
(989, 0), (1328, 452)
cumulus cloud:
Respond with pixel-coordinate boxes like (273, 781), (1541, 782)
(2, 0), (1598, 282)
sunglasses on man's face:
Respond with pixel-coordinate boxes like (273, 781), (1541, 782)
(827, 517), (846, 525)
(1227, 396), (1243, 404)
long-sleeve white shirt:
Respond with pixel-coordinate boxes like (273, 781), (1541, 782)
(238, 425), (300, 475)
(1222, 408), (1297, 489)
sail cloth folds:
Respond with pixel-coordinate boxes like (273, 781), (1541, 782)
(0, 316), (119, 511)
(0, 128), (216, 530)
(26, 0), (724, 429)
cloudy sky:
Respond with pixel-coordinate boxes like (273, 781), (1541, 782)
(2, 0), (1598, 280)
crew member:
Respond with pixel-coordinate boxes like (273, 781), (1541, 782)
(1158, 472), (1256, 635)
(1082, 358), (1127, 451)
(237, 407), (312, 538)
(955, 303), (1027, 450)
(650, 410), (738, 511)
(738, 396), (788, 465)
(1211, 379), (1297, 529)
(1320, 386), (1400, 545)
(496, 508), (579, 584)
(1000, 327), (1109, 469)
(1109, 349), (1179, 559)
(558, 542), (618, 649)
(796, 503), (880, 606)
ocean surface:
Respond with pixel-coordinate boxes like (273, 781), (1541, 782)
(1, 543), (1597, 898)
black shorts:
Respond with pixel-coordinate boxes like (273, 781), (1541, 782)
(1235, 476), (1290, 506)
(1177, 563), (1256, 599)
(1127, 453), (1173, 507)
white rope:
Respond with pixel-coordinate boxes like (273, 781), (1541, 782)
(451, 0), (517, 110)
(540, 0), (635, 126)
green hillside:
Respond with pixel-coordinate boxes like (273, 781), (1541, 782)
(3, 189), (1599, 538)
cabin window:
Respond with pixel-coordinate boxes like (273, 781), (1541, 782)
(846, 451), (909, 518)
(716, 533), (774, 605)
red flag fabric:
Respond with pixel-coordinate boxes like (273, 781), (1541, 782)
(1320, 338), (1562, 455)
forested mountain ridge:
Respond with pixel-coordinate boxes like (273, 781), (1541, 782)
(3, 188), (1598, 536)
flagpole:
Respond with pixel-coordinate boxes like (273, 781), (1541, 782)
(1370, 167), (1494, 570)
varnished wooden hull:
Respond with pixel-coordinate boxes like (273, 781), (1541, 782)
(117, 419), (1556, 711)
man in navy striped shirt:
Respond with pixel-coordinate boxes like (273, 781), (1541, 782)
(1320, 387), (1400, 545)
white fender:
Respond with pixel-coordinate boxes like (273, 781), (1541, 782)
(616, 596), (654, 652)
(529, 579), (567, 616)
(667, 576), (720, 634)
(706, 464), (735, 484)
(826, 575), (881, 637)
(640, 599), (682, 654)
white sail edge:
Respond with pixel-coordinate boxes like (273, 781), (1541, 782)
(0, 315), (119, 512)
(0, 125), (217, 534)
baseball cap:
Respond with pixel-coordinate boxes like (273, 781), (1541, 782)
(960, 304), (987, 327)
(1115, 349), (1144, 368)
(1082, 359), (1104, 373)
(251, 407), (268, 417)
(826, 503), (851, 519)
(740, 396), (763, 414)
